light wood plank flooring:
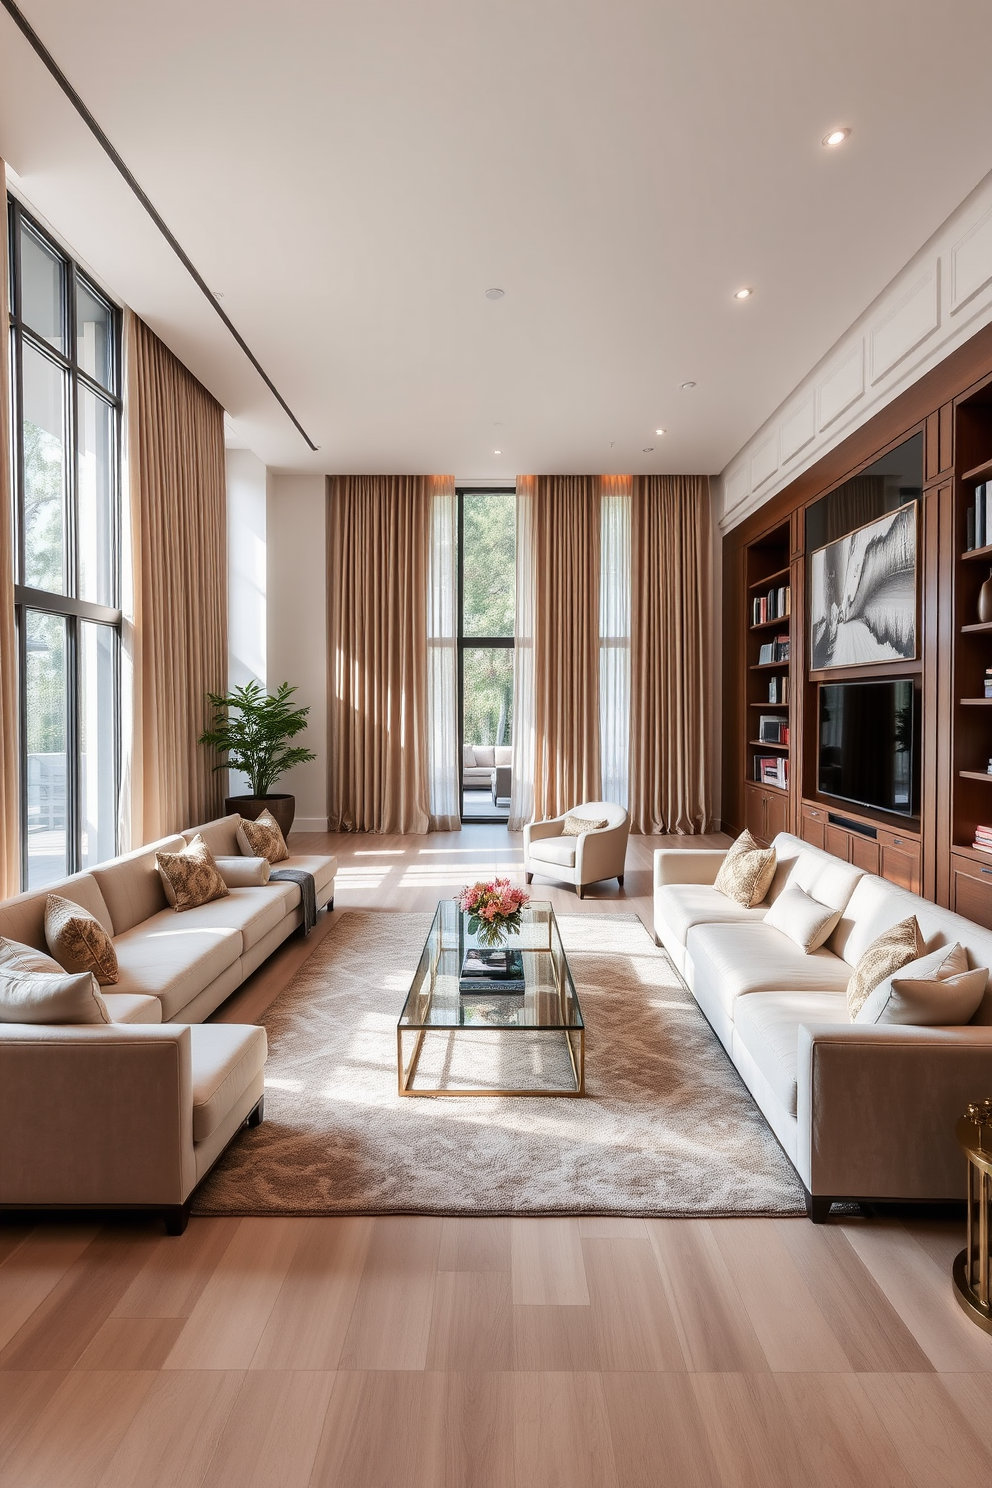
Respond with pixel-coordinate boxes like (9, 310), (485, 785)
(3, 825), (991, 1488)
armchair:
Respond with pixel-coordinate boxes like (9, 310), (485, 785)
(524, 801), (630, 898)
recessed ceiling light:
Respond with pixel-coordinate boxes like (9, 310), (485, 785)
(485, 287), (505, 300)
(733, 287), (753, 301)
(655, 428), (666, 436)
(494, 449), (502, 455)
(822, 127), (850, 148)
(642, 447), (654, 453)
(681, 381), (696, 390)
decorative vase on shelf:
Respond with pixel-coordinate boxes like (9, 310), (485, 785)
(979, 570), (992, 624)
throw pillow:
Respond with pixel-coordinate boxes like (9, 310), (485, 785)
(236, 809), (290, 864)
(714, 829), (777, 908)
(561, 814), (609, 837)
(846, 916), (924, 1020)
(156, 834), (230, 912)
(0, 937), (110, 1024)
(855, 942), (988, 1026)
(763, 882), (842, 953)
(44, 893), (119, 985)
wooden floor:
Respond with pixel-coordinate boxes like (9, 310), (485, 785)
(3, 825), (992, 1487)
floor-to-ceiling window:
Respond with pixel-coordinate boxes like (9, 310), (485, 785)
(458, 489), (514, 823)
(7, 200), (122, 887)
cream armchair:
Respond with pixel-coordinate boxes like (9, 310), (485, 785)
(524, 801), (630, 899)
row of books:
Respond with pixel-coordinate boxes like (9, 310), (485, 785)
(966, 483), (992, 550)
(757, 635), (790, 665)
(973, 825), (992, 856)
(767, 675), (789, 704)
(754, 755), (789, 789)
(751, 586), (791, 626)
(758, 715), (789, 745)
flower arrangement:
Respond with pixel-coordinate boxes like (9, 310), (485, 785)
(458, 878), (530, 947)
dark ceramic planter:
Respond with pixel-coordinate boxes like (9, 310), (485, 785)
(225, 793), (296, 838)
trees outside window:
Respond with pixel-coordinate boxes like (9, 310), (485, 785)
(459, 490), (514, 821)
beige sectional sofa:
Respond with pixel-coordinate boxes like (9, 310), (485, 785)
(0, 814), (336, 1232)
(462, 744), (512, 788)
(654, 832), (992, 1219)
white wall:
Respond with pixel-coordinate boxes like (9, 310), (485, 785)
(266, 473), (328, 831)
(226, 449), (269, 798)
(717, 166), (992, 531)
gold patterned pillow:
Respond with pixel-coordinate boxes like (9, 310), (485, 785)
(236, 809), (290, 863)
(846, 916), (924, 1019)
(44, 893), (119, 985)
(156, 834), (230, 913)
(714, 829), (777, 908)
(561, 814), (609, 837)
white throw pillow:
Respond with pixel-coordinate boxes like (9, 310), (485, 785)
(0, 937), (110, 1024)
(855, 942), (988, 1027)
(763, 882), (842, 953)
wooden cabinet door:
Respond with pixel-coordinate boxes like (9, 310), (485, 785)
(950, 855), (992, 932)
(824, 824), (851, 861)
(878, 829), (921, 894)
(765, 791), (788, 841)
(745, 787), (766, 844)
(850, 835), (880, 874)
(801, 814), (825, 850)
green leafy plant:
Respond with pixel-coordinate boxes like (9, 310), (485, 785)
(198, 682), (317, 798)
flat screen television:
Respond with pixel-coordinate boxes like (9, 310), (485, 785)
(818, 680), (916, 817)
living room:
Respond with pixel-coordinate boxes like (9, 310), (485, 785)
(4, 2), (992, 1485)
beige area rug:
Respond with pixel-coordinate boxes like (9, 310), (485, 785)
(192, 910), (806, 1216)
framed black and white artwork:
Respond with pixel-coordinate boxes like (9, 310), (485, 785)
(809, 503), (917, 670)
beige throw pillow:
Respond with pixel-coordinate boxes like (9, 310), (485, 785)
(0, 937), (110, 1024)
(561, 814), (608, 837)
(855, 942), (988, 1026)
(763, 882), (842, 953)
(714, 829), (777, 908)
(156, 834), (230, 912)
(236, 809), (290, 864)
(846, 916), (924, 1020)
(45, 893), (119, 985)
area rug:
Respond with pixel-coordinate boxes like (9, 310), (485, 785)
(192, 910), (806, 1216)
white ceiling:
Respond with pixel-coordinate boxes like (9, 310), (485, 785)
(2, 0), (992, 478)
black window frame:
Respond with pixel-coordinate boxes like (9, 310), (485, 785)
(457, 486), (515, 825)
(7, 197), (123, 887)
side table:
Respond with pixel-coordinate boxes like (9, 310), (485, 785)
(952, 1099), (992, 1334)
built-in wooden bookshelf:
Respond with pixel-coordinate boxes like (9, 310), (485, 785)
(742, 522), (793, 844)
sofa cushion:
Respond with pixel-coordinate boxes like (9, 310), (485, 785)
(714, 830), (776, 908)
(562, 813), (608, 837)
(45, 893), (120, 985)
(785, 851), (863, 915)
(0, 939), (110, 1024)
(763, 883), (842, 953)
(101, 991), (163, 1024)
(237, 810), (290, 864)
(855, 943), (989, 1027)
(655, 884), (767, 948)
(494, 746), (512, 766)
(828, 875), (923, 967)
(462, 745), (476, 767)
(283, 854), (337, 902)
(157, 835), (230, 913)
(846, 916), (923, 1019)
(189, 1024), (267, 1141)
(91, 835), (187, 936)
(473, 746), (495, 767)
(0, 873), (115, 954)
(685, 922), (853, 1024)
(111, 913), (243, 1020)
(183, 814), (242, 858)
(528, 837), (577, 869)
(733, 990), (849, 1115)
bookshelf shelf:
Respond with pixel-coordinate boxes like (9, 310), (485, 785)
(960, 771), (992, 783)
(961, 621), (992, 634)
(749, 739), (788, 750)
(748, 700), (788, 707)
(749, 617), (791, 632)
(749, 662), (790, 671)
(961, 698), (992, 706)
(962, 457), (992, 483)
(961, 544), (992, 562)
(747, 565), (790, 591)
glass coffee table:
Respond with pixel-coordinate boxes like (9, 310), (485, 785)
(397, 900), (585, 1096)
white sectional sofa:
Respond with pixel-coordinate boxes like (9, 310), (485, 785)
(0, 814), (336, 1232)
(654, 832), (992, 1219)
(462, 744), (511, 788)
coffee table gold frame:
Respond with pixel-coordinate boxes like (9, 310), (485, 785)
(396, 905), (585, 1098)
(953, 1102), (992, 1334)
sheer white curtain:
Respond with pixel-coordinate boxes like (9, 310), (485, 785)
(427, 476), (460, 830)
(599, 477), (631, 808)
(509, 476), (536, 830)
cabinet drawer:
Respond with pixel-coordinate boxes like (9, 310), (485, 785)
(950, 854), (992, 932)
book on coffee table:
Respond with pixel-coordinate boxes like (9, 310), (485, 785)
(459, 946), (526, 994)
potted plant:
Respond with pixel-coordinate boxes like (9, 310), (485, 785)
(199, 681), (317, 838)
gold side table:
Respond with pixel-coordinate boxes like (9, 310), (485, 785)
(953, 1099), (992, 1334)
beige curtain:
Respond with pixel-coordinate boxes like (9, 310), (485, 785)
(328, 475), (435, 833)
(0, 163), (19, 894)
(630, 475), (712, 834)
(528, 475), (602, 819)
(123, 311), (228, 845)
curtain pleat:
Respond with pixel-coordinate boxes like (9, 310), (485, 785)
(630, 474), (712, 834)
(0, 163), (19, 894)
(123, 311), (228, 845)
(509, 478), (536, 831)
(427, 476), (460, 830)
(327, 475), (433, 833)
(530, 475), (602, 820)
(599, 476), (632, 808)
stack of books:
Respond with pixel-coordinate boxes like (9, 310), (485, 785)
(973, 825), (992, 856)
(751, 586), (791, 626)
(459, 946), (526, 994)
(755, 755), (789, 789)
(966, 484), (992, 551)
(768, 675), (789, 704)
(757, 635), (791, 665)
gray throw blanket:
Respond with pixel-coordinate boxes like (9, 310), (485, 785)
(270, 868), (318, 935)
